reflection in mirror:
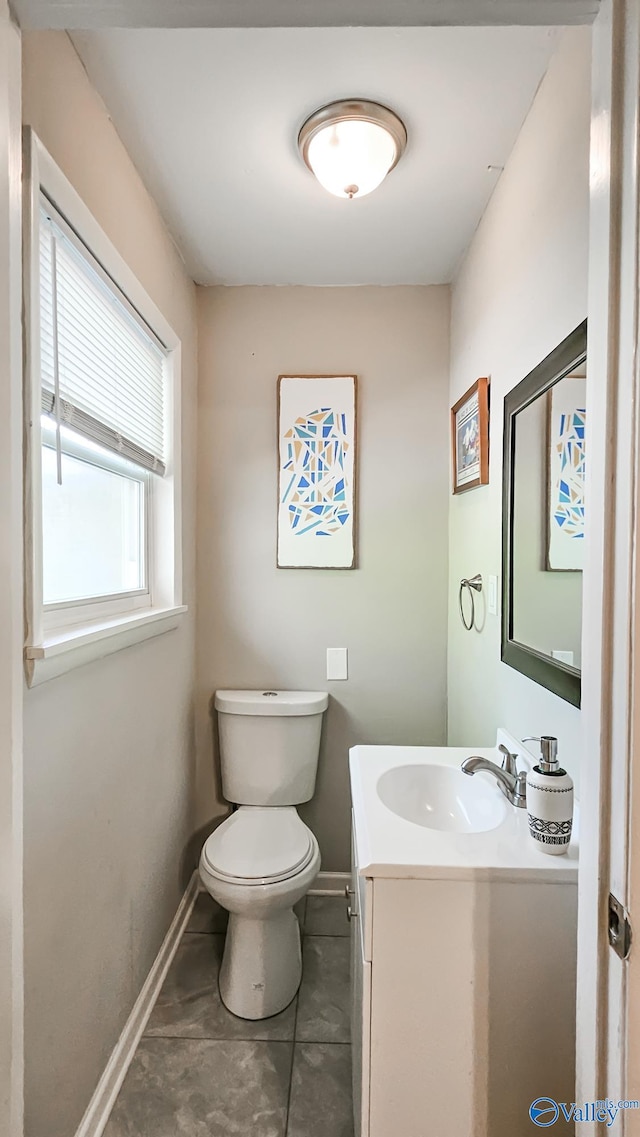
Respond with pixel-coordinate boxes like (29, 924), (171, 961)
(512, 367), (585, 670)
(502, 320), (587, 708)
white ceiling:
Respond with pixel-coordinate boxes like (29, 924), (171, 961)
(71, 26), (560, 286)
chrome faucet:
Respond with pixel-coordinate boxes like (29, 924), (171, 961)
(461, 744), (527, 808)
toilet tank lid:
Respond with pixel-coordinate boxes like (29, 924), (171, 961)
(214, 690), (329, 717)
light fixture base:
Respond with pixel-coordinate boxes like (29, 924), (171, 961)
(298, 99), (408, 178)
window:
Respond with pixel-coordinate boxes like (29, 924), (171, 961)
(41, 422), (147, 608)
(24, 131), (185, 684)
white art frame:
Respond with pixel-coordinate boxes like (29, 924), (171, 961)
(277, 375), (357, 569)
(547, 374), (586, 571)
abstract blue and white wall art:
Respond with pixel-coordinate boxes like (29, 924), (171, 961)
(548, 374), (586, 571)
(277, 375), (357, 568)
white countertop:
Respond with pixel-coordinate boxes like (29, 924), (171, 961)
(349, 731), (579, 884)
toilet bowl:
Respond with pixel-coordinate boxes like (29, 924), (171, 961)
(198, 690), (328, 1020)
(200, 806), (321, 1018)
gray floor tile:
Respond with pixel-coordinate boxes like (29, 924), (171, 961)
(103, 1037), (292, 1137)
(145, 934), (297, 1041)
(295, 937), (350, 1044)
(287, 1043), (354, 1137)
(304, 896), (349, 937)
(185, 891), (228, 934)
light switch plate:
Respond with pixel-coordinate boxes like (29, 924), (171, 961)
(326, 647), (348, 681)
(488, 575), (498, 616)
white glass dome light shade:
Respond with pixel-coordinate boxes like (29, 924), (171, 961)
(307, 119), (397, 199)
(298, 100), (407, 200)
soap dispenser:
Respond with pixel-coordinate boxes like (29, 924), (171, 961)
(523, 736), (573, 856)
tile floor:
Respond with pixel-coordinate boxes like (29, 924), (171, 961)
(103, 893), (354, 1137)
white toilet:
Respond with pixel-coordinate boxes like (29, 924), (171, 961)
(199, 689), (327, 1020)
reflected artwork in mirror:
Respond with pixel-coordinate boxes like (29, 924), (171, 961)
(502, 320), (587, 707)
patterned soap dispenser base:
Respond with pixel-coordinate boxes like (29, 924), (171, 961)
(523, 736), (573, 856)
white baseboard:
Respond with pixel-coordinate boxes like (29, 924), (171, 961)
(308, 870), (350, 896)
(74, 871), (200, 1137)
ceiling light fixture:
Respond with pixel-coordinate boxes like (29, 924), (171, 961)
(298, 99), (407, 200)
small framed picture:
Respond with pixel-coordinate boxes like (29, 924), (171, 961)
(451, 378), (490, 494)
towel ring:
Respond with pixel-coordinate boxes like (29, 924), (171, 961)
(459, 574), (483, 631)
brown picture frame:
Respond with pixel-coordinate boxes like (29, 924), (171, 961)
(451, 377), (490, 494)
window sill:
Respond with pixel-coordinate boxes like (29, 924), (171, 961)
(24, 604), (188, 687)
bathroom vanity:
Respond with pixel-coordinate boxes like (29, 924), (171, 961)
(348, 735), (579, 1137)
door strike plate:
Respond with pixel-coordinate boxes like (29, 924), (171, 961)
(608, 892), (632, 960)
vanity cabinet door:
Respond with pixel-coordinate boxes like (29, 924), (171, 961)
(350, 829), (371, 1137)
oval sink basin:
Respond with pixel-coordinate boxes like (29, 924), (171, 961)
(376, 763), (508, 833)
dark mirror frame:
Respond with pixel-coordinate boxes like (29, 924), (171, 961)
(501, 319), (587, 709)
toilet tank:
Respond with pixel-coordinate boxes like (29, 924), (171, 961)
(214, 690), (329, 806)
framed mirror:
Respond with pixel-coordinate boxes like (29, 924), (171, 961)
(502, 320), (587, 708)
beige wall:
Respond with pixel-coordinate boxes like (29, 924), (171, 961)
(447, 27), (591, 785)
(21, 32), (198, 1137)
(196, 285), (450, 871)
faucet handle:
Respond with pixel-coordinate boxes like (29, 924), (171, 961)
(498, 743), (518, 777)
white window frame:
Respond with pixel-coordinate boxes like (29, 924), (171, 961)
(23, 128), (186, 686)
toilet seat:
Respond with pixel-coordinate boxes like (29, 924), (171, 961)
(202, 807), (315, 886)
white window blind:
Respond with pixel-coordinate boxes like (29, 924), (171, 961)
(39, 197), (167, 475)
